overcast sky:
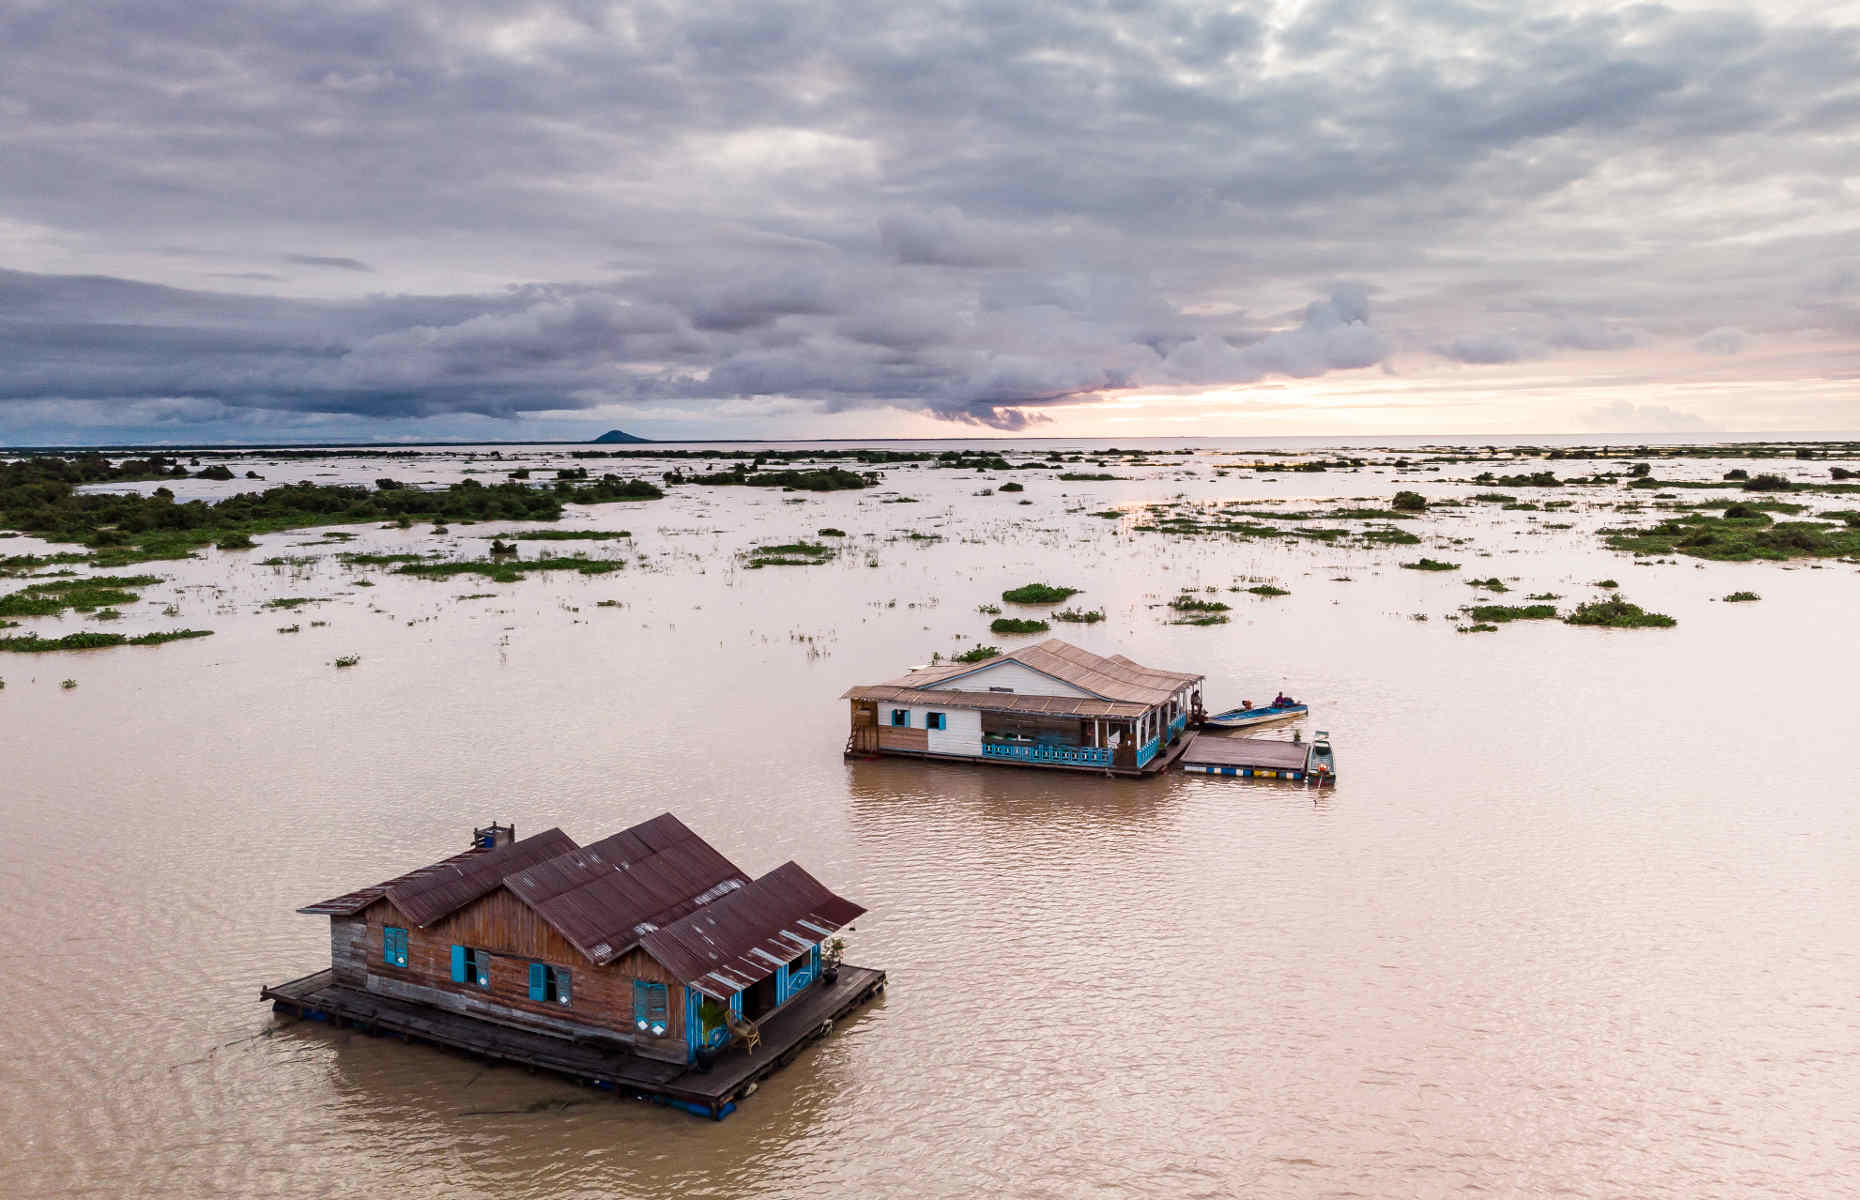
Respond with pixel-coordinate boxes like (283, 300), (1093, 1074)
(2, 0), (1856, 444)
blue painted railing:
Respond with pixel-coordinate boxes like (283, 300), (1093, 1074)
(1136, 736), (1161, 767)
(1169, 713), (1187, 736)
(982, 742), (1111, 766)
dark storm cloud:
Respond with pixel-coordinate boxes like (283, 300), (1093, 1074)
(0, 0), (1855, 436)
(282, 255), (374, 272)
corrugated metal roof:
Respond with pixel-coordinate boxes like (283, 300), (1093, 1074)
(383, 828), (580, 927)
(840, 683), (1152, 720)
(298, 843), (493, 917)
(504, 813), (749, 965)
(640, 862), (866, 999)
(861, 638), (1201, 705)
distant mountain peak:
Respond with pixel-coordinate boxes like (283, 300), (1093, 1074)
(591, 429), (649, 444)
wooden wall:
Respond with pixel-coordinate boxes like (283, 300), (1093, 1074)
(347, 892), (690, 1063)
(877, 724), (929, 753)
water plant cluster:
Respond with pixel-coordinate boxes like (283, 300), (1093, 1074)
(0, 629), (213, 653)
(1001, 583), (1079, 604)
(0, 456), (664, 564)
(742, 541), (839, 568)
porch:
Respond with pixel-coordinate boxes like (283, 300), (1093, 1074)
(261, 963), (887, 1119)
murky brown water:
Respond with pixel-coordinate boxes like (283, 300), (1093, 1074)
(3, 439), (1858, 1198)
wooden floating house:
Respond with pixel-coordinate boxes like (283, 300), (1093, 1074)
(842, 638), (1204, 776)
(262, 815), (883, 1119)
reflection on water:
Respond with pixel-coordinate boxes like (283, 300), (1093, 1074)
(3, 440), (1859, 1198)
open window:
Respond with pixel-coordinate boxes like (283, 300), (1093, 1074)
(450, 945), (491, 989)
(926, 712), (946, 730)
(890, 709), (909, 727)
(528, 962), (571, 1006)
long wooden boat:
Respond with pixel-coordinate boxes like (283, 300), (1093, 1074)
(1204, 701), (1308, 728)
(1307, 730), (1336, 784)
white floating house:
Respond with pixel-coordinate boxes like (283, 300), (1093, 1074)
(841, 639), (1204, 775)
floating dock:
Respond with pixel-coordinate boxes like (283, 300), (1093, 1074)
(261, 964), (886, 1120)
(1179, 732), (1323, 781)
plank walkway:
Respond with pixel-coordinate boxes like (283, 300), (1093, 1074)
(261, 964), (886, 1119)
(1179, 731), (1312, 776)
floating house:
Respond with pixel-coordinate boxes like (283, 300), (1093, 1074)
(842, 638), (1204, 775)
(262, 815), (883, 1119)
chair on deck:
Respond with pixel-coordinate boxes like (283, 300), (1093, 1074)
(723, 1007), (762, 1053)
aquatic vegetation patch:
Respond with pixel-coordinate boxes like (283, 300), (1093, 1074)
(396, 555), (625, 581)
(1242, 584), (1289, 597)
(1602, 509), (1860, 562)
(997, 481), (1025, 492)
(989, 617), (1051, 634)
(1564, 595), (1677, 628)
(1056, 472), (1122, 481)
(953, 644), (1002, 663)
(339, 552), (428, 566)
(816, 528), (847, 537)
(334, 655), (361, 668)
(1401, 558), (1458, 571)
(1391, 490), (1428, 512)
(263, 597), (321, 609)
(669, 465), (872, 491)
(743, 541), (838, 568)
(1456, 623), (1499, 633)
(1360, 525), (1422, 545)
(0, 574), (164, 618)
(1169, 612), (1229, 626)
(0, 628), (213, 652)
(1, 552), (93, 576)
(1466, 577), (1510, 592)
(503, 529), (632, 540)
(1722, 591), (1761, 602)
(1052, 607), (1105, 623)
(0, 454), (662, 564)
(1002, 583), (1079, 604)
(1169, 595), (1231, 613)
(1464, 604), (1557, 623)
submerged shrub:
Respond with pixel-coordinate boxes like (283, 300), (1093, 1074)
(1390, 490), (1428, 512)
(953, 644), (1002, 663)
(1565, 595), (1676, 628)
(989, 617), (1051, 634)
(1001, 583), (1079, 604)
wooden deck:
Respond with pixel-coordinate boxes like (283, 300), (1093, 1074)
(1179, 732), (1313, 779)
(261, 964), (886, 1119)
(854, 732), (1197, 778)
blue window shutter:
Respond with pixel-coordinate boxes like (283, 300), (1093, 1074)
(528, 963), (546, 1002)
(450, 944), (466, 983)
(382, 928), (392, 964)
(633, 979), (647, 1029)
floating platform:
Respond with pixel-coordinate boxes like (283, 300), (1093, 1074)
(1179, 732), (1326, 781)
(260, 963), (886, 1120)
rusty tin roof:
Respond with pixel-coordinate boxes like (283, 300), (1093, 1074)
(504, 814), (749, 965)
(641, 861), (866, 999)
(851, 638), (1201, 708)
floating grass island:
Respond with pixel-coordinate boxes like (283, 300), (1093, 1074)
(0, 628), (213, 652)
(1564, 595), (1677, 628)
(396, 555), (625, 582)
(989, 617), (1051, 634)
(742, 541), (838, 568)
(0, 454), (664, 565)
(1001, 583), (1079, 604)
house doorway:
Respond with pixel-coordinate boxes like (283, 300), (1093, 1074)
(742, 973), (779, 1021)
